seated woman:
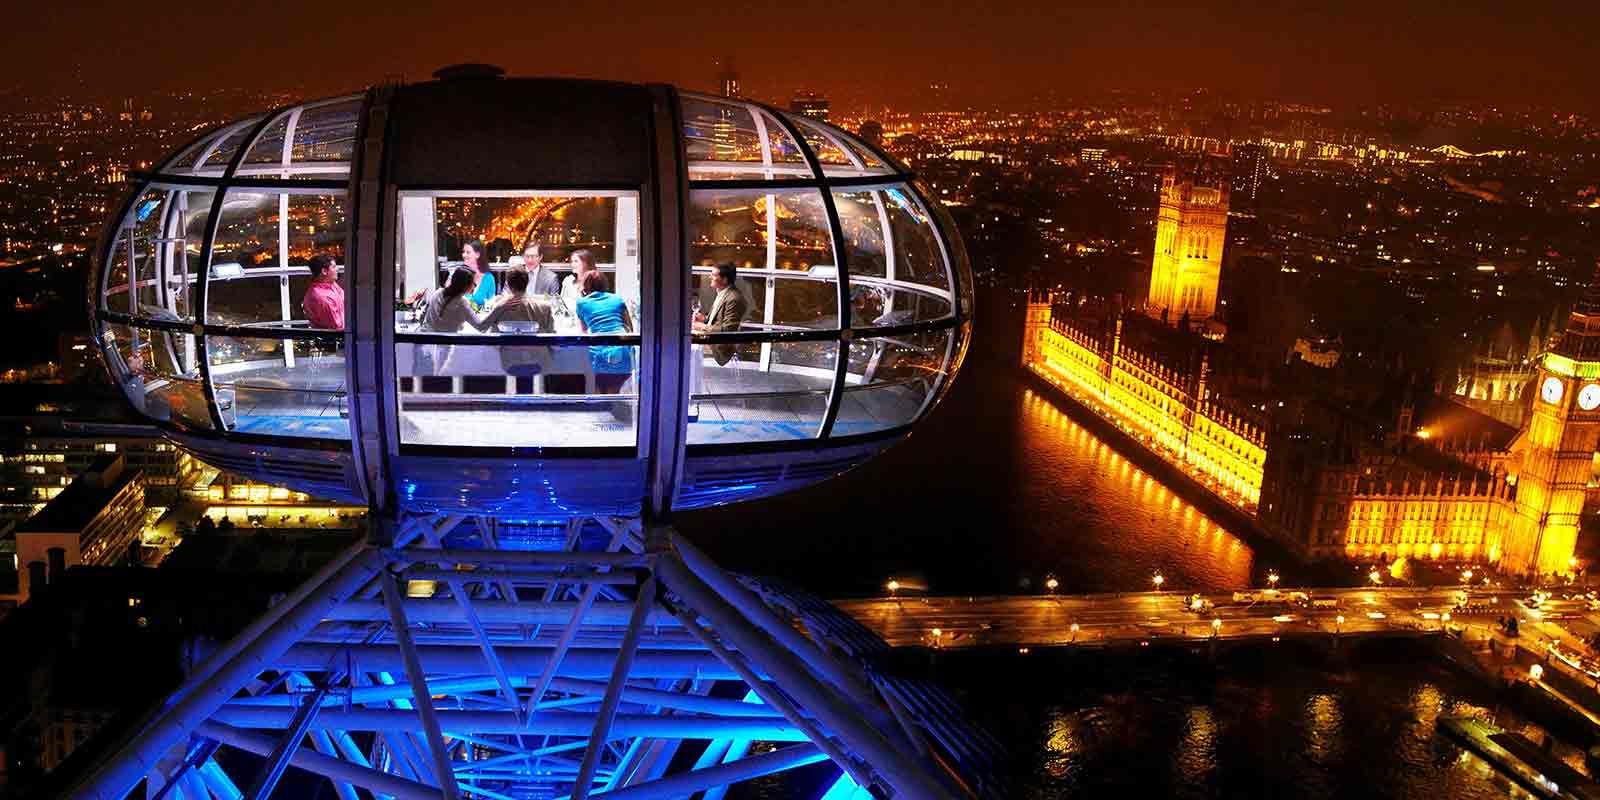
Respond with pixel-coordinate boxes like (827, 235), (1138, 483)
(463, 239), (497, 310)
(415, 267), (484, 375)
(574, 268), (634, 395)
(481, 265), (557, 378)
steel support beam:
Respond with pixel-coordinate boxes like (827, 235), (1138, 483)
(276, 642), (744, 679)
(380, 571), (462, 799)
(571, 744), (828, 800)
(207, 707), (810, 740)
(673, 535), (885, 716)
(197, 722), (440, 800)
(658, 555), (960, 800)
(242, 684), (327, 800)
(572, 573), (656, 799)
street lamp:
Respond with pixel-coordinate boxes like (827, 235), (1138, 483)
(1335, 614), (1345, 633)
(1530, 663), (1544, 682)
(1211, 617), (1222, 637)
(1045, 575), (1059, 595)
(1369, 569), (1382, 586)
(1461, 569), (1473, 584)
(1153, 572), (1165, 592)
(930, 628), (943, 649)
(1267, 570), (1280, 589)
(886, 579), (899, 597)
(1070, 622), (1080, 642)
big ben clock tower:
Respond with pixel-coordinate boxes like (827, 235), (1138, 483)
(1509, 268), (1600, 576)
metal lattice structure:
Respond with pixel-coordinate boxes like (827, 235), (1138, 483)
(68, 515), (977, 799)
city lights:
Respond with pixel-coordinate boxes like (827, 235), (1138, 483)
(10, 33), (1600, 797)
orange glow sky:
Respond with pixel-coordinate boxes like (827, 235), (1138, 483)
(5, 1), (1595, 112)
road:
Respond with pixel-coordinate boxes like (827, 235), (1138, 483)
(834, 586), (1527, 649)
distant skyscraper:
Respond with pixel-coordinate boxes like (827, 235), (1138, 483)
(1148, 160), (1230, 324)
(858, 120), (883, 147)
(791, 91), (831, 122)
(1079, 147), (1107, 167)
(715, 56), (740, 98)
(1230, 143), (1267, 205)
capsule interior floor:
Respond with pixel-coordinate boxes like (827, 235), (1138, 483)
(212, 363), (926, 446)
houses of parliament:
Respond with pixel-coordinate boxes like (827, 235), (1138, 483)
(1024, 161), (1596, 578)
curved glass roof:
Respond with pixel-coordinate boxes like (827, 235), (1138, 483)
(90, 81), (970, 508)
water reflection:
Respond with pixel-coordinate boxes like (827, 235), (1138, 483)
(946, 642), (1579, 800)
(1018, 387), (1255, 591)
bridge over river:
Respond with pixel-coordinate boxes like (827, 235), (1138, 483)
(833, 586), (1528, 650)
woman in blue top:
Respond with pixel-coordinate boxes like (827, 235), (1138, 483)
(574, 259), (634, 395)
(463, 239), (497, 309)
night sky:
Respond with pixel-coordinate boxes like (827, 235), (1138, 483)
(5, 0), (1597, 111)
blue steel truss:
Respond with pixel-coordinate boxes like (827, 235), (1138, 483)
(66, 514), (978, 800)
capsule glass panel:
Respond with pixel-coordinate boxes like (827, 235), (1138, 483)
(123, 186), (211, 322)
(681, 96), (808, 181)
(123, 325), (213, 431)
(208, 335), (350, 439)
(688, 341), (835, 444)
(393, 189), (642, 451)
(833, 330), (951, 436)
(208, 190), (347, 328)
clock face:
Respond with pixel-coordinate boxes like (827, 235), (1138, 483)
(1542, 376), (1565, 405)
(1580, 383), (1600, 411)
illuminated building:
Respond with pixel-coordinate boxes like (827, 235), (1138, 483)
(1023, 296), (1266, 508)
(791, 90), (831, 122)
(75, 73), (983, 800)
(715, 55), (740, 98)
(1229, 143), (1266, 205)
(1500, 274), (1600, 576)
(10, 454), (144, 605)
(1027, 271), (1598, 576)
(1260, 401), (1520, 565)
(859, 119), (884, 147)
(1147, 160), (1229, 327)
(1079, 147), (1107, 167)
(1452, 318), (1548, 430)
(1291, 336), (1340, 368)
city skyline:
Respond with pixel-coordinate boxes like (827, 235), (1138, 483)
(6, 1), (1600, 114)
(3, 14), (1600, 798)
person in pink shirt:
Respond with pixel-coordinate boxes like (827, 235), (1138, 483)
(301, 254), (344, 329)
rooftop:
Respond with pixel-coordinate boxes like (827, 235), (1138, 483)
(16, 454), (140, 535)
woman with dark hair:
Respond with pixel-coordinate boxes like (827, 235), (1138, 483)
(463, 239), (497, 309)
(415, 266), (486, 374)
(575, 269), (634, 397)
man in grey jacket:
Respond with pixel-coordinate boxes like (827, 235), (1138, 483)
(522, 242), (562, 296)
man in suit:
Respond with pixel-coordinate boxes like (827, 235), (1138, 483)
(522, 242), (562, 295)
(693, 262), (750, 366)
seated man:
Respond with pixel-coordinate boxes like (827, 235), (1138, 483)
(483, 266), (556, 378)
(301, 254), (345, 329)
(692, 262), (749, 366)
(522, 242), (561, 296)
